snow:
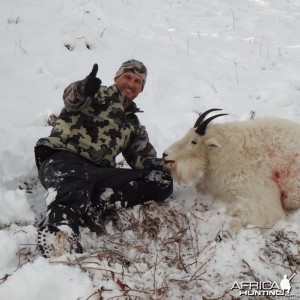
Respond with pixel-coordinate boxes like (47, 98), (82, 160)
(0, 0), (300, 299)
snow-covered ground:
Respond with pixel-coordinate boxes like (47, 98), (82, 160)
(0, 0), (300, 299)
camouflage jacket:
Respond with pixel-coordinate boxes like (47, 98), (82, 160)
(35, 82), (164, 170)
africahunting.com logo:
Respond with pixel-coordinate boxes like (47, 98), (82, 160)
(231, 273), (297, 297)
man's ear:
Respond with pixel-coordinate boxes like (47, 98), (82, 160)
(205, 137), (221, 148)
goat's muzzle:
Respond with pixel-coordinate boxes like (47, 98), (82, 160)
(162, 152), (175, 165)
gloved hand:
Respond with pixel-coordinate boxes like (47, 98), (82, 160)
(77, 63), (102, 97)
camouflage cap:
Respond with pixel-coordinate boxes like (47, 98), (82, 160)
(114, 59), (147, 89)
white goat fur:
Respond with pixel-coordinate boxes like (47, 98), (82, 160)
(164, 116), (300, 231)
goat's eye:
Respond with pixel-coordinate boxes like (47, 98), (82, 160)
(191, 140), (198, 145)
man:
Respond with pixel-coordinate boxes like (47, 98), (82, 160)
(35, 59), (173, 258)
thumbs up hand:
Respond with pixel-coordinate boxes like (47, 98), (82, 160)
(77, 64), (102, 97)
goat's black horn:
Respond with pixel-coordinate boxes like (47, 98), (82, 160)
(195, 113), (228, 135)
(194, 108), (223, 128)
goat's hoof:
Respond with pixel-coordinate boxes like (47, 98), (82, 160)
(215, 229), (232, 242)
(225, 217), (244, 234)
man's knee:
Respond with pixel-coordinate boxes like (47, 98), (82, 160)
(145, 170), (173, 190)
(155, 173), (173, 202)
(127, 170), (173, 204)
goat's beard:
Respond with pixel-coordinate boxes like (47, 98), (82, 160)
(170, 159), (205, 185)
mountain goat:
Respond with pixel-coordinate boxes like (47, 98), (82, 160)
(163, 109), (300, 232)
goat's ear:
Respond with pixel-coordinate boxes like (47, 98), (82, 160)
(205, 137), (221, 148)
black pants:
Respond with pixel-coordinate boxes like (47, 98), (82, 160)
(38, 151), (173, 235)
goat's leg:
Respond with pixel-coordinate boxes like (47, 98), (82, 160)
(224, 187), (286, 233)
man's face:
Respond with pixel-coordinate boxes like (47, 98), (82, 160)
(114, 72), (143, 101)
